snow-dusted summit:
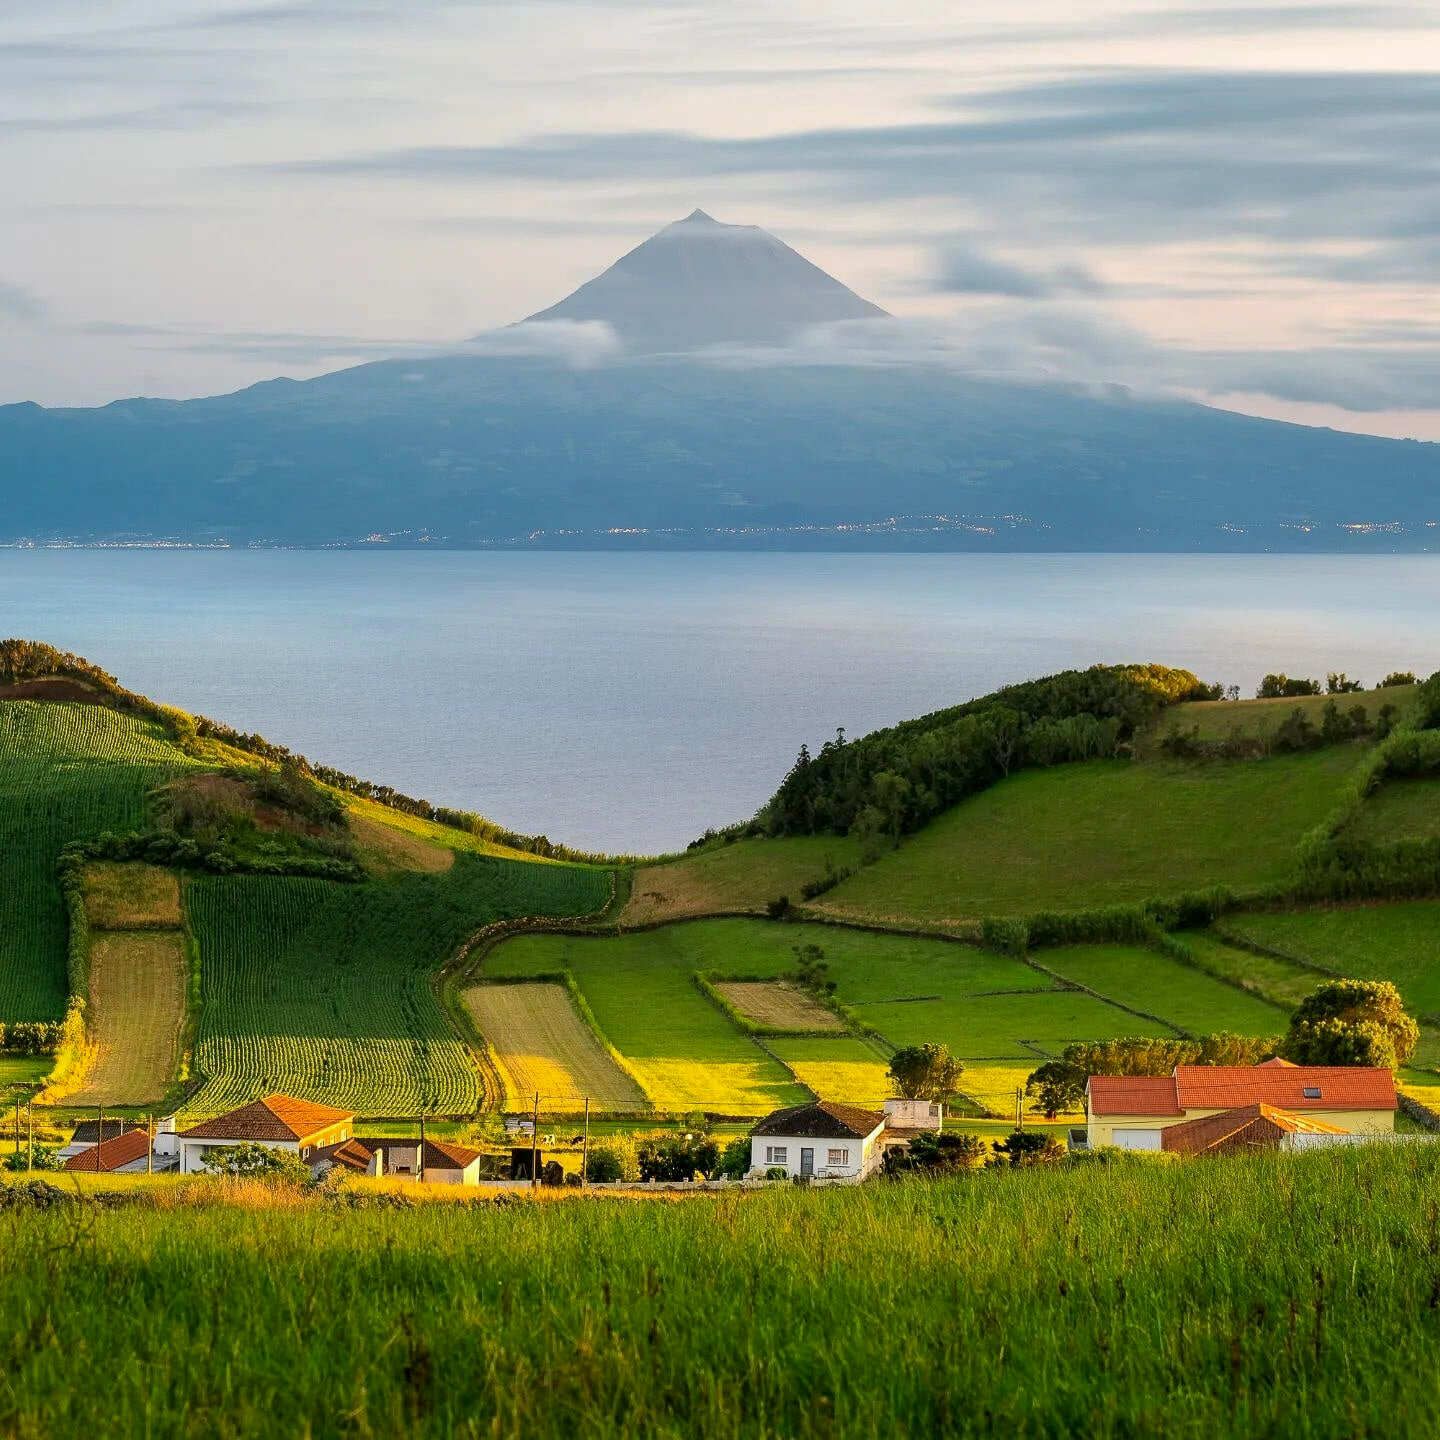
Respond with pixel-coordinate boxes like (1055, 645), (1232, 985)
(520, 209), (888, 352)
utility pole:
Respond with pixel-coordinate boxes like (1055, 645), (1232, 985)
(530, 1091), (540, 1188)
(417, 1113), (426, 1184)
(146, 1112), (153, 1176)
(1015, 1087), (1024, 1132)
(27, 1099), (33, 1175)
(581, 1096), (590, 1190)
(97, 1103), (105, 1174)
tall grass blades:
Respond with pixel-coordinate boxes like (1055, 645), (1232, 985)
(4, 1146), (1440, 1437)
(0, 702), (193, 1021)
(186, 856), (611, 1116)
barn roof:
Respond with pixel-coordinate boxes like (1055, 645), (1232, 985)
(750, 1101), (885, 1140)
(1161, 1103), (1349, 1155)
(179, 1094), (355, 1143)
(1086, 1075), (1183, 1117)
(63, 1127), (151, 1173)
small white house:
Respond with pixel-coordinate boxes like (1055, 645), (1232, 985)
(312, 1136), (484, 1185)
(172, 1094), (356, 1174)
(749, 1101), (887, 1183)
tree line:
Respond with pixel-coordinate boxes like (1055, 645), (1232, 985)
(761, 663), (1215, 842)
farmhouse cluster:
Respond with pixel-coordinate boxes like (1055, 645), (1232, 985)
(49, 1061), (1407, 1187)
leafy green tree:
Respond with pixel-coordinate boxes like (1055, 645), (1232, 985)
(584, 1140), (638, 1184)
(1283, 979), (1418, 1068)
(1025, 1061), (1086, 1119)
(1258, 674), (1322, 699)
(201, 1142), (312, 1182)
(1326, 672), (1364, 694)
(1378, 671), (1417, 689)
(885, 1130), (987, 1175)
(887, 1043), (964, 1100)
(716, 1137), (752, 1179)
(791, 943), (836, 996)
(990, 1131), (1065, 1168)
(1417, 671), (1440, 730)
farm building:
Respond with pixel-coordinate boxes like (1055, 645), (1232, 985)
(882, 1098), (943, 1132)
(165, 1094), (356, 1174)
(312, 1136), (484, 1184)
(62, 1127), (158, 1174)
(1085, 1060), (1397, 1151)
(56, 1118), (146, 1166)
(749, 1101), (887, 1182)
(1159, 1103), (1350, 1156)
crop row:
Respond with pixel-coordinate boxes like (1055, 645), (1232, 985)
(185, 856), (612, 1116)
(0, 703), (194, 1022)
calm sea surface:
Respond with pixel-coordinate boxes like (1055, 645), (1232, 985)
(2, 551), (1436, 853)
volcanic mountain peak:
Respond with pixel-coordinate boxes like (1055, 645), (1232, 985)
(519, 209), (889, 353)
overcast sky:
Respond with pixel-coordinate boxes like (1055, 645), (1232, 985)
(4, 0), (1440, 437)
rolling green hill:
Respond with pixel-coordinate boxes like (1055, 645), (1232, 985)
(6, 648), (1439, 1128)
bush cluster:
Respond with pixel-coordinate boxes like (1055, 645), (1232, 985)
(61, 830), (363, 883)
(0, 1021), (64, 1056)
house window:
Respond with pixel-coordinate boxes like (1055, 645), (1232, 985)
(765, 1146), (788, 1164)
(1302, 1087), (1322, 1099)
(827, 1148), (849, 1167)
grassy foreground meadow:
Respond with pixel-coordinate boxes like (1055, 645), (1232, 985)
(5, 1145), (1440, 1438)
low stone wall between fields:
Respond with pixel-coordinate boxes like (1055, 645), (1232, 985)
(1398, 1092), (1440, 1132)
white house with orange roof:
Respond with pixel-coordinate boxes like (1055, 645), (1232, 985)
(165, 1094), (356, 1174)
(1085, 1058), (1397, 1151)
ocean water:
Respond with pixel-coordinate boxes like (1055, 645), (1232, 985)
(1, 550), (1436, 853)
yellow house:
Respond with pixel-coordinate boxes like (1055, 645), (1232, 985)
(1086, 1059), (1397, 1150)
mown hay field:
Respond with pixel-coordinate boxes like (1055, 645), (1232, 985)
(6, 1146), (1440, 1438)
(68, 931), (188, 1106)
(82, 862), (182, 929)
(487, 928), (807, 1115)
(185, 856), (612, 1118)
(464, 982), (645, 1112)
(0, 701), (196, 1021)
(816, 750), (1363, 926)
(713, 980), (846, 1032)
(623, 834), (862, 926)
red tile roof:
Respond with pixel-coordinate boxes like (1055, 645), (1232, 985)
(1174, 1065), (1395, 1112)
(1088, 1064), (1396, 1117)
(64, 1127), (152, 1173)
(1086, 1075), (1182, 1117)
(1162, 1103), (1348, 1155)
(313, 1138), (376, 1173)
(360, 1137), (484, 1172)
(179, 1094), (356, 1143)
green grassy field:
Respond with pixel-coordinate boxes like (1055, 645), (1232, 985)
(623, 834), (862, 925)
(0, 701), (197, 1021)
(484, 921), (1197, 1113)
(1348, 777), (1440, 843)
(5, 1146), (1440, 1437)
(1040, 943), (1289, 1037)
(186, 857), (612, 1118)
(0, 1053), (51, 1089)
(817, 749), (1362, 926)
(1221, 903), (1440, 1019)
(1146, 685), (1418, 752)
(487, 926), (808, 1114)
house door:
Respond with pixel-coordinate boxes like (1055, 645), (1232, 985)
(800, 1148), (814, 1176)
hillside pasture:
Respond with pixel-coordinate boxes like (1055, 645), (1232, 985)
(68, 932), (188, 1106)
(82, 862), (182, 929)
(1143, 686), (1417, 754)
(0, 701), (195, 1022)
(463, 982), (646, 1112)
(185, 856), (612, 1118)
(713, 981), (846, 1032)
(1347, 778), (1440, 844)
(1176, 931), (1323, 1010)
(817, 750), (1362, 927)
(1039, 944), (1288, 1037)
(622, 834), (862, 926)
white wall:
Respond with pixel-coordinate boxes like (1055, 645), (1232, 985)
(749, 1129), (884, 1181)
(179, 1137), (300, 1174)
